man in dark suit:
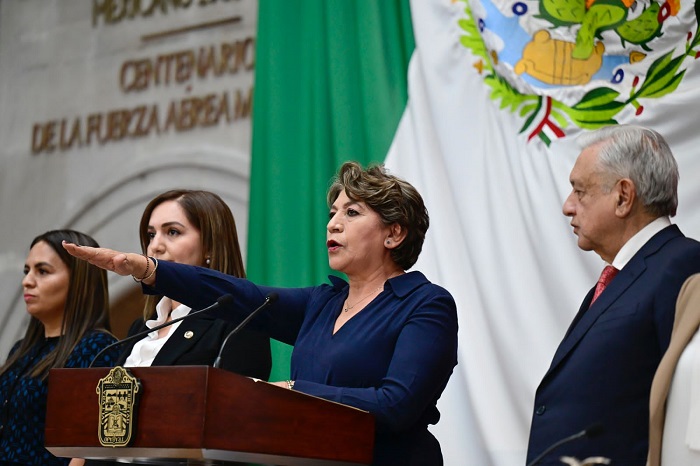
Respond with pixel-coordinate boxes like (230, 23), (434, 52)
(526, 125), (700, 465)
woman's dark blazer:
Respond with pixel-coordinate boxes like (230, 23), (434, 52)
(117, 311), (272, 380)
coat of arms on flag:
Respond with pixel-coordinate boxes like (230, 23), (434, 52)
(458, 0), (700, 144)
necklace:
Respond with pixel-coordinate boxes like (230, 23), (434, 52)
(343, 285), (383, 313)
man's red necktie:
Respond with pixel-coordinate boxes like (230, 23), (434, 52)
(590, 265), (619, 306)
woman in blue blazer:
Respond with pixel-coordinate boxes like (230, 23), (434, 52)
(65, 163), (458, 466)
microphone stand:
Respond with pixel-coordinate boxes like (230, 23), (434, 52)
(213, 292), (278, 368)
(527, 424), (603, 466)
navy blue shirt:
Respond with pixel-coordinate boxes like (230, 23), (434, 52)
(149, 260), (459, 465)
(0, 331), (118, 466)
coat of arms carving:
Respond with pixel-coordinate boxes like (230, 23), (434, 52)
(96, 366), (141, 447)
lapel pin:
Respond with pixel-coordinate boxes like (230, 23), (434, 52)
(184, 330), (194, 339)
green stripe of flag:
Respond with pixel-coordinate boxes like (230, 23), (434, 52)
(249, 0), (415, 381)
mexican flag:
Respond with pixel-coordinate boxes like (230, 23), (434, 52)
(248, 0), (700, 465)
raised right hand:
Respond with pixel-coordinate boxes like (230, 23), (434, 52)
(62, 241), (154, 284)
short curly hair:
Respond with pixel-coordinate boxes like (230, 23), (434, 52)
(327, 161), (429, 270)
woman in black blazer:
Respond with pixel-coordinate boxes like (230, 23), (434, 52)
(85, 190), (271, 466)
(119, 189), (271, 378)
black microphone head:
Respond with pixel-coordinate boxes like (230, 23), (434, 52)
(216, 294), (234, 308)
(266, 292), (279, 303)
(584, 423), (604, 438)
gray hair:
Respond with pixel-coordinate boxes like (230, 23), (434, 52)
(577, 125), (679, 217)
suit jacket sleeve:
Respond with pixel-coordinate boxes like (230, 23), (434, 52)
(648, 274), (700, 466)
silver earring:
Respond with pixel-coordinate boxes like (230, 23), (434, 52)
(206, 258), (211, 265)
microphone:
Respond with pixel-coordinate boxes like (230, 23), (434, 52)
(213, 292), (279, 369)
(88, 294), (234, 368)
(526, 423), (604, 466)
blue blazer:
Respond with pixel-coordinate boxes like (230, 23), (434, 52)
(526, 225), (700, 465)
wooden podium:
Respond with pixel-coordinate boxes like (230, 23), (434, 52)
(45, 366), (375, 465)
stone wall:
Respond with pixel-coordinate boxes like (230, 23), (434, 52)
(0, 0), (257, 357)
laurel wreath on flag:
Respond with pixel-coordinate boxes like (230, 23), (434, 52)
(458, 1), (700, 145)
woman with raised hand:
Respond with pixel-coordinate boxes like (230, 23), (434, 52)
(64, 162), (459, 466)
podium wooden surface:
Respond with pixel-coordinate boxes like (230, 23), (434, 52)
(45, 366), (375, 465)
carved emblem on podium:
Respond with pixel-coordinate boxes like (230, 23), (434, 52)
(96, 366), (141, 447)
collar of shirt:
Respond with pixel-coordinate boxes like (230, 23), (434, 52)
(612, 216), (671, 270)
(144, 297), (192, 338)
(124, 298), (193, 367)
(327, 270), (430, 298)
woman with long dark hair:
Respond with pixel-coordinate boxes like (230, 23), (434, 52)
(0, 230), (118, 466)
(116, 189), (271, 377)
